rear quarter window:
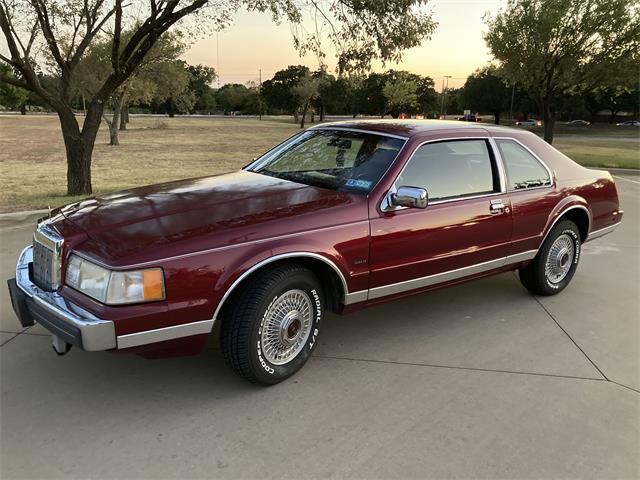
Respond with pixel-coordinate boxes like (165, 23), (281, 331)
(496, 139), (552, 191)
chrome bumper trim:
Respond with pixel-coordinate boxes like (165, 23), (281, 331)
(16, 246), (117, 351)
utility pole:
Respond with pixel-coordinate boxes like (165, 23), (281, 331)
(216, 31), (220, 88)
(440, 78), (445, 118)
(443, 75), (451, 117)
(259, 68), (262, 121)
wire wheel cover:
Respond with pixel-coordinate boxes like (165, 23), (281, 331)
(260, 289), (313, 365)
(545, 234), (575, 284)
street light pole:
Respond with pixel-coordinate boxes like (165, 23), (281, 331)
(443, 75), (451, 117)
(440, 78), (445, 117)
(259, 68), (262, 121)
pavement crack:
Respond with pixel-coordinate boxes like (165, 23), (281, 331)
(313, 354), (606, 382)
(0, 332), (20, 347)
(611, 381), (640, 394)
(532, 295), (610, 381)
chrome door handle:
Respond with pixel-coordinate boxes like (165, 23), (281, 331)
(490, 199), (505, 214)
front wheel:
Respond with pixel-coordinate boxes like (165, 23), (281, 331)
(519, 220), (581, 296)
(221, 263), (323, 385)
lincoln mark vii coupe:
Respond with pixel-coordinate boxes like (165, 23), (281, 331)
(8, 120), (623, 384)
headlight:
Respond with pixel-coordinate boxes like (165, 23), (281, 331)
(65, 254), (165, 305)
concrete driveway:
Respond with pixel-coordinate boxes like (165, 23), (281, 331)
(1, 175), (638, 479)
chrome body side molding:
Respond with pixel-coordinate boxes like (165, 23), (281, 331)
(365, 250), (537, 301)
(117, 320), (214, 349)
(585, 223), (621, 242)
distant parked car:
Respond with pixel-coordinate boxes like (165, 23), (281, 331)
(515, 119), (540, 127)
(565, 120), (591, 127)
(459, 114), (477, 122)
(616, 120), (639, 127)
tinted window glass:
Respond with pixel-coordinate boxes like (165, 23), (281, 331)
(397, 139), (498, 201)
(496, 139), (551, 190)
(247, 130), (404, 194)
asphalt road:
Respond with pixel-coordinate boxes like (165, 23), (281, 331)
(1, 175), (638, 479)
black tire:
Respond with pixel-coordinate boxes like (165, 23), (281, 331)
(220, 263), (323, 385)
(519, 220), (581, 296)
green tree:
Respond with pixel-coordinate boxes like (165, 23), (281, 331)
(354, 73), (387, 116)
(75, 32), (188, 145)
(292, 74), (322, 128)
(416, 76), (439, 115)
(217, 83), (253, 113)
(0, 63), (28, 112)
(1, 0), (436, 196)
(261, 65), (310, 121)
(186, 64), (217, 112)
(461, 66), (509, 124)
(383, 79), (418, 118)
(485, 0), (640, 143)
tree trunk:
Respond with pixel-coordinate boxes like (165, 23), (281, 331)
(20, 103), (26, 115)
(300, 103), (309, 129)
(542, 101), (555, 144)
(608, 110), (617, 124)
(104, 95), (123, 145)
(493, 111), (501, 125)
(58, 104), (102, 196)
(293, 109), (300, 124)
(119, 104), (128, 130)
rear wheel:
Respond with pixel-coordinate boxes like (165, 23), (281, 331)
(519, 220), (581, 296)
(221, 263), (323, 385)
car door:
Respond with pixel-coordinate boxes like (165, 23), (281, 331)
(368, 137), (513, 300)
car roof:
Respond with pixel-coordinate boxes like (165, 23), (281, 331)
(309, 119), (517, 139)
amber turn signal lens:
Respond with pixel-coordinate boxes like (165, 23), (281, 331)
(143, 269), (165, 301)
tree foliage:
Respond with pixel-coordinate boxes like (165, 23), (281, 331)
(0, 63), (27, 110)
(187, 64), (217, 112)
(1, 0), (435, 195)
(484, 0), (640, 143)
(460, 66), (509, 124)
(383, 79), (418, 118)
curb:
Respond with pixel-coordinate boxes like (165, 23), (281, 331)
(0, 209), (47, 220)
(591, 167), (640, 176)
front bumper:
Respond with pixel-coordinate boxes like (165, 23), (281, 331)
(8, 246), (116, 351)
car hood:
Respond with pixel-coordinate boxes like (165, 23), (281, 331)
(61, 171), (367, 267)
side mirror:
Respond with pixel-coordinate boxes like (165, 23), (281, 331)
(391, 186), (428, 209)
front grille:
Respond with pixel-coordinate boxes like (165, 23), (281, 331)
(32, 223), (63, 291)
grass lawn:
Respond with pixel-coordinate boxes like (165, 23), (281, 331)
(553, 138), (639, 169)
(0, 115), (638, 213)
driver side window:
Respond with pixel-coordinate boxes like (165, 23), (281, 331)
(397, 139), (499, 201)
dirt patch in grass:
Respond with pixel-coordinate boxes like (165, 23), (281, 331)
(0, 115), (638, 213)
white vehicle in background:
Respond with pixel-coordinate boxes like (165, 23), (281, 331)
(515, 119), (540, 127)
(565, 120), (591, 127)
(616, 120), (639, 127)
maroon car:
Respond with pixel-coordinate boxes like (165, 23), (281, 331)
(8, 120), (623, 384)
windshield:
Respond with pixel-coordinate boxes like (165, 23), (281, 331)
(246, 129), (405, 194)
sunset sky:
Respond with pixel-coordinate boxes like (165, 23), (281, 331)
(183, 0), (504, 90)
